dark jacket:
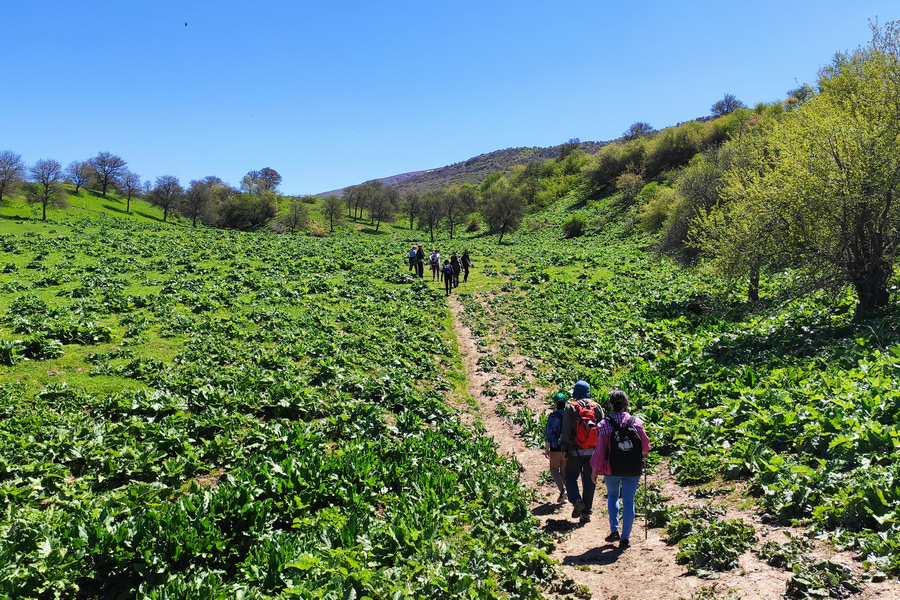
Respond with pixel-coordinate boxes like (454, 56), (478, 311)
(560, 399), (604, 455)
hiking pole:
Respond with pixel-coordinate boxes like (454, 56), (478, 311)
(643, 464), (648, 540)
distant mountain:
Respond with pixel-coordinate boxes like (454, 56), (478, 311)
(314, 141), (607, 198)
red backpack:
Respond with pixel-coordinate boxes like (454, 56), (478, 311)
(571, 400), (599, 449)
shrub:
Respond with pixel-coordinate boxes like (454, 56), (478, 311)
(466, 218), (481, 232)
(638, 187), (678, 232)
(562, 215), (586, 239)
(307, 220), (327, 237)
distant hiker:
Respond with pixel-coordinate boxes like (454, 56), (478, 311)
(430, 249), (441, 281)
(450, 252), (461, 288)
(441, 260), (453, 296)
(415, 245), (426, 278)
(560, 380), (604, 523)
(591, 389), (651, 550)
(461, 250), (473, 283)
(408, 245), (417, 271)
(544, 392), (568, 503)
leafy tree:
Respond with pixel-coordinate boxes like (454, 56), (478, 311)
(119, 170), (142, 213)
(480, 176), (525, 243)
(322, 195), (344, 232)
(697, 21), (900, 314)
(280, 198), (309, 234)
(510, 162), (543, 207)
(65, 161), (91, 194)
(26, 159), (68, 221)
(218, 192), (277, 230)
(87, 151), (127, 197)
(400, 191), (422, 229)
(418, 190), (444, 242)
(623, 122), (655, 141)
(150, 175), (183, 223)
(0, 150), (26, 204)
(558, 138), (581, 160)
(711, 93), (746, 117)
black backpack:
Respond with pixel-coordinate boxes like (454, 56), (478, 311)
(607, 416), (643, 476)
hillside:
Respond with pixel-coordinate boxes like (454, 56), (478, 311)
(315, 141), (607, 198)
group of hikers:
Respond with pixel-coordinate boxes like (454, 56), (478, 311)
(407, 245), (473, 296)
(544, 382), (651, 549)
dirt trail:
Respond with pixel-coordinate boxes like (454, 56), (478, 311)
(448, 294), (899, 600)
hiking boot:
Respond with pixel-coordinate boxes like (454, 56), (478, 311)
(556, 493), (567, 504)
(571, 500), (585, 519)
(579, 513), (591, 523)
(605, 531), (620, 542)
(619, 538), (630, 550)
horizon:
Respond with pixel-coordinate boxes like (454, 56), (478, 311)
(3, 1), (898, 196)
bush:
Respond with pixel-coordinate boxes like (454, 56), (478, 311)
(307, 220), (327, 237)
(562, 215), (586, 239)
(466, 218), (481, 232)
(638, 187), (678, 232)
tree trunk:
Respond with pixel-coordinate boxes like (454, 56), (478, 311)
(42, 202), (47, 222)
(127, 197), (131, 213)
(748, 264), (760, 302)
(853, 269), (891, 317)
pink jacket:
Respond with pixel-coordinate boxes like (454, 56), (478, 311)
(590, 412), (651, 476)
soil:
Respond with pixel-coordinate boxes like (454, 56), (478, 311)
(448, 294), (900, 600)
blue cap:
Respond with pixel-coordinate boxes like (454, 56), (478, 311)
(573, 380), (591, 399)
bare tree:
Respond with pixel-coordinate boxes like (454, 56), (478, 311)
(119, 170), (142, 213)
(87, 151), (127, 197)
(442, 184), (476, 239)
(369, 185), (398, 232)
(280, 198), (309, 234)
(322, 195), (343, 232)
(711, 94), (746, 117)
(65, 161), (91, 194)
(27, 159), (68, 221)
(418, 190), (444, 242)
(150, 175), (183, 222)
(401, 191), (421, 229)
(258, 167), (282, 192)
(241, 170), (262, 194)
(623, 122), (655, 141)
(181, 179), (215, 227)
(0, 150), (26, 204)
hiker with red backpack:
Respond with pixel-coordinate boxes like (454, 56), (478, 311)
(591, 389), (651, 549)
(560, 380), (605, 523)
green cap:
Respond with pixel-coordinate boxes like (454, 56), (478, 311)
(553, 392), (567, 403)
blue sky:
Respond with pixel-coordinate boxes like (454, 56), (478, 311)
(3, 1), (897, 196)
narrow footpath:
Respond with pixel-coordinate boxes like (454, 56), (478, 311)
(448, 294), (899, 600)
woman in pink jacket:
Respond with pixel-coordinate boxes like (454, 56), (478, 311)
(590, 389), (651, 549)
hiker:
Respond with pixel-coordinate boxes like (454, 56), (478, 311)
(461, 250), (473, 283)
(430, 249), (441, 281)
(415, 245), (426, 278)
(450, 252), (461, 288)
(441, 260), (453, 296)
(408, 245), (417, 271)
(544, 392), (568, 503)
(591, 389), (651, 549)
(560, 380), (604, 523)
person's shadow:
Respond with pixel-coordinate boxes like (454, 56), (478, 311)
(562, 543), (623, 566)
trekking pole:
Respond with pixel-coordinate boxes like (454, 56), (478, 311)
(643, 464), (648, 540)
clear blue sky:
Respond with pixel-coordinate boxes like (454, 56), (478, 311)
(3, 1), (897, 196)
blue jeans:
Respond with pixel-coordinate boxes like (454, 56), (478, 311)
(605, 475), (641, 539)
(564, 455), (595, 511)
